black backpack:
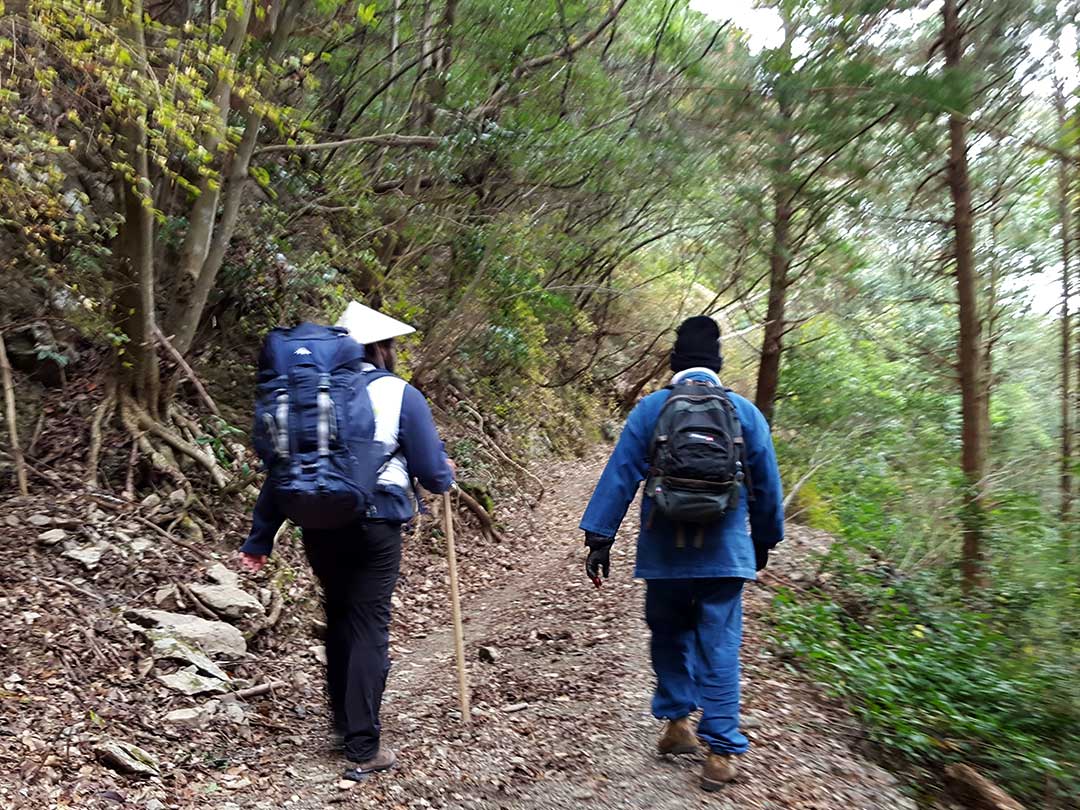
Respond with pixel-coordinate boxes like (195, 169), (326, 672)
(645, 381), (750, 547)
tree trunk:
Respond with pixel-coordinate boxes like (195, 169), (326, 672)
(621, 352), (671, 411)
(0, 334), (28, 496)
(751, 15), (794, 427)
(754, 38), (795, 425)
(172, 0), (252, 287)
(118, 122), (160, 413)
(755, 182), (792, 425)
(1075, 117), (1080, 566)
(1055, 76), (1072, 523)
(389, 0), (400, 77)
(411, 0), (437, 131)
(110, 0), (160, 412)
(943, 0), (988, 594)
(168, 0), (300, 355)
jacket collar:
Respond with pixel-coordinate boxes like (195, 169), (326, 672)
(671, 367), (722, 386)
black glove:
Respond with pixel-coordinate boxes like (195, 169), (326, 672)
(754, 544), (769, 571)
(584, 532), (614, 583)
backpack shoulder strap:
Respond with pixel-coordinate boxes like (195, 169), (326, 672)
(649, 389), (675, 462)
(361, 368), (397, 386)
(363, 368), (392, 378)
(720, 391), (754, 501)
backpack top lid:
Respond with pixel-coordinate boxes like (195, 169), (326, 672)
(257, 322), (365, 381)
(669, 379), (723, 392)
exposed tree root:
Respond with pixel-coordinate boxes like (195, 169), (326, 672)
(136, 419), (224, 488)
(945, 763), (1025, 810)
(87, 384), (117, 490)
(120, 394), (227, 488)
(128, 514), (212, 562)
(119, 403), (190, 493)
(189, 512), (219, 541)
(455, 486), (507, 544)
(168, 406), (204, 442)
(178, 582), (221, 621)
(219, 470), (261, 498)
(245, 587), (284, 642)
(153, 325), (221, 417)
(123, 438), (138, 500)
(26, 407), (46, 457)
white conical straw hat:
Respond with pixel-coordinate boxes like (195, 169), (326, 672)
(336, 300), (416, 344)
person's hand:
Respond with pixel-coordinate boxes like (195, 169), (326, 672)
(239, 552), (268, 574)
(584, 533), (614, 587)
(446, 458), (458, 476)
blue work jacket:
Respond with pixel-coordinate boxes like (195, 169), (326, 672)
(580, 368), (784, 580)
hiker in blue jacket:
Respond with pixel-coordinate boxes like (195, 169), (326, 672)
(580, 315), (783, 791)
(240, 302), (454, 780)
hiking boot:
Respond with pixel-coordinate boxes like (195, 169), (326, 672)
(657, 717), (700, 755)
(700, 753), (737, 791)
(343, 748), (397, 781)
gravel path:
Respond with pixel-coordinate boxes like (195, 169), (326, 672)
(0, 450), (919, 810)
(300, 453), (918, 810)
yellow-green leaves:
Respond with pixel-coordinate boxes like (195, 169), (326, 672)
(356, 3), (377, 25)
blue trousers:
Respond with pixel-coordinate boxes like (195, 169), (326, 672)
(645, 578), (749, 755)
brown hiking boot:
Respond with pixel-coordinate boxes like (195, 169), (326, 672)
(657, 717), (700, 755)
(343, 747), (397, 781)
(701, 753), (737, 791)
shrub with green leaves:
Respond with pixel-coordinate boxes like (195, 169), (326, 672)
(773, 581), (1079, 806)
(771, 304), (1080, 808)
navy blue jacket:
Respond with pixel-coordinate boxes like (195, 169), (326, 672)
(241, 372), (453, 556)
(580, 368), (784, 580)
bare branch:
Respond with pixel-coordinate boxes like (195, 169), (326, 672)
(470, 0), (630, 120)
(255, 133), (443, 155)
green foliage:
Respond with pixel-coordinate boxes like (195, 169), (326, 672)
(785, 479), (841, 533)
(773, 579), (1080, 806)
(194, 419), (247, 468)
(772, 278), (1079, 807)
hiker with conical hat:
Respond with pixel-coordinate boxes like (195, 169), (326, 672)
(240, 301), (454, 780)
(579, 315), (784, 791)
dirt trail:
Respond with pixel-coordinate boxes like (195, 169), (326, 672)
(285, 452), (917, 810)
(0, 450), (918, 810)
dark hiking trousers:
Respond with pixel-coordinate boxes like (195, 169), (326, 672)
(303, 521), (402, 763)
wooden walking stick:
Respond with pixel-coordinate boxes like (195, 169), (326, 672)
(442, 490), (471, 725)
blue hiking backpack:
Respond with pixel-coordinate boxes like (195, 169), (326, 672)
(252, 323), (388, 530)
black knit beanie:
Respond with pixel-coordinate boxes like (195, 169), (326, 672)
(670, 316), (722, 373)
